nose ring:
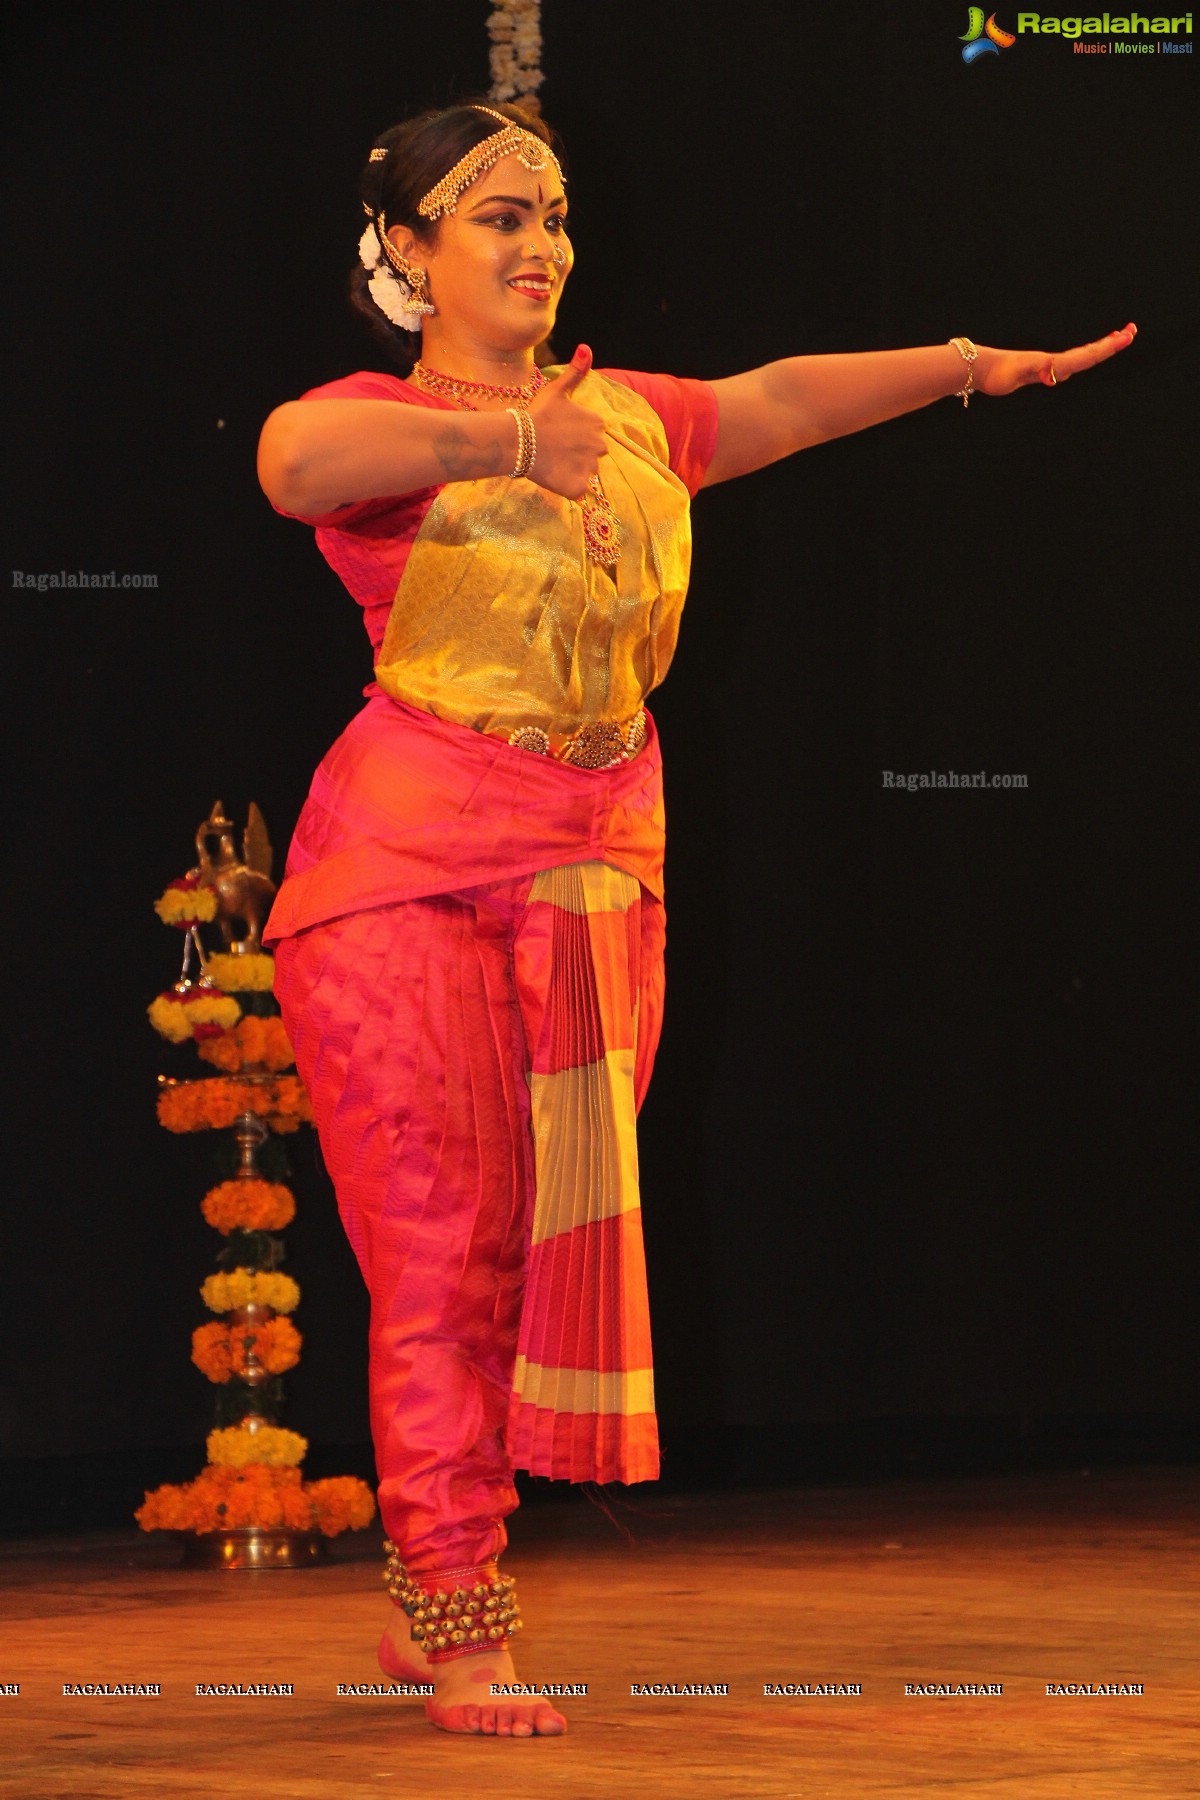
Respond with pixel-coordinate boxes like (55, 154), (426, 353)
(552, 245), (566, 266)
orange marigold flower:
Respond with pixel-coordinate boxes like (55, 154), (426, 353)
(156, 1075), (313, 1135)
(200, 1178), (296, 1234)
(197, 1015), (295, 1075)
(191, 1322), (235, 1383)
(193, 1034), (240, 1073)
(306, 1477), (377, 1536)
(254, 1316), (303, 1375)
(136, 1466), (375, 1536)
(225, 1317), (303, 1377)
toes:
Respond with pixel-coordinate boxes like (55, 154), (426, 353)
(428, 1702), (471, 1734)
(426, 1697), (567, 1738)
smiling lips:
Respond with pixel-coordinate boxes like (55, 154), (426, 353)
(508, 274), (553, 301)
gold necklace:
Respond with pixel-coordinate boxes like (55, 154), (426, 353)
(413, 362), (620, 571)
(413, 360), (545, 405)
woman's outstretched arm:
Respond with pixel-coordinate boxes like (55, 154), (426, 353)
(700, 325), (1137, 487)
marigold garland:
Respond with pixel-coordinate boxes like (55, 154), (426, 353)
(302, 1476), (377, 1535)
(207, 1422), (307, 1468)
(135, 1465), (375, 1536)
(200, 1177), (296, 1234)
(201, 1269), (301, 1315)
(241, 1316), (302, 1375)
(143, 815), (366, 1538)
(192, 1317), (303, 1381)
(203, 951), (276, 993)
(148, 988), (241, 1044)
(154, 876), (218, 927)
(157, 1075), (313, 1134)
(191, 1321), (235, 1382)
(197, 1015), (295, 1074)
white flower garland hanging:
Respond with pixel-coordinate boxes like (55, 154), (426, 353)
(487, 0), (545, 110)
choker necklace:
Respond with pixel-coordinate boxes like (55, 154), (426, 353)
(412, 362), (620, 571)
(413, 361), (545, 405)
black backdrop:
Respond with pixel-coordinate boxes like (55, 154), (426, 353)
(4, 2), (1195, 1513)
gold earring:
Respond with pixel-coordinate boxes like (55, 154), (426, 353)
(394, 252), (435, 316)
(376, 214), (437, 316)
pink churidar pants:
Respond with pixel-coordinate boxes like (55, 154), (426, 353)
(267, 696), (668, 1574)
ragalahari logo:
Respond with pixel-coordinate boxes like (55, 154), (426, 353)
(960, 8), (1017, 60)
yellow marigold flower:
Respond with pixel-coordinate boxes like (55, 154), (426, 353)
(187, 993), (242, 1028)
(204, 951), (276, 992)
(200, 1178), (296, 1234)
(154, 879), (217, 926)
(200, 1269), (301, 1315)
(148, 989), (241, 1045)
(148, 993), (197, 1044)
(207, 1423), (308, 1469)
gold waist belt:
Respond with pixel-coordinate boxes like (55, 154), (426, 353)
(504, 710), (648, 771)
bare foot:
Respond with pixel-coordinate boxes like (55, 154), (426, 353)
(379, 1609), (567, 1736)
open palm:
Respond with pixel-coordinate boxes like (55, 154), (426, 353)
(976, 323), (1137, 394)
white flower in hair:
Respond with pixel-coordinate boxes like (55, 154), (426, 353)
(359, 221), (425, 332)
(367, 266), (424, 332)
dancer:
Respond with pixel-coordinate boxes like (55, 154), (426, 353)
(257, 99), (1135, 1736)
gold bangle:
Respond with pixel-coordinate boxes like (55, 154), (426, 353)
(505, 404), (536, 479)
(948, 336), (977, 408)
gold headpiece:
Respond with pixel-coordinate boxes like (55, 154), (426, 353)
(416, 105), (564, 220)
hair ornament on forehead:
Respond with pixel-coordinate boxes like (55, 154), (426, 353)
(415, 104), (565, 220)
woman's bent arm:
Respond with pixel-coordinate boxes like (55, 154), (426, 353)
(257, 348), (603, 515)
(257, 399), (523, 515)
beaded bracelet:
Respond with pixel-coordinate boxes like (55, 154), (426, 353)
(505, 403), (537, 479)
(948, 337), (978, 408)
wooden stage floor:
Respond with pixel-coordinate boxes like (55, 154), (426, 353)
(1, 1465), (1196, 1798)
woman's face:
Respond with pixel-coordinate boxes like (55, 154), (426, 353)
(394, 152), (573, 357)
